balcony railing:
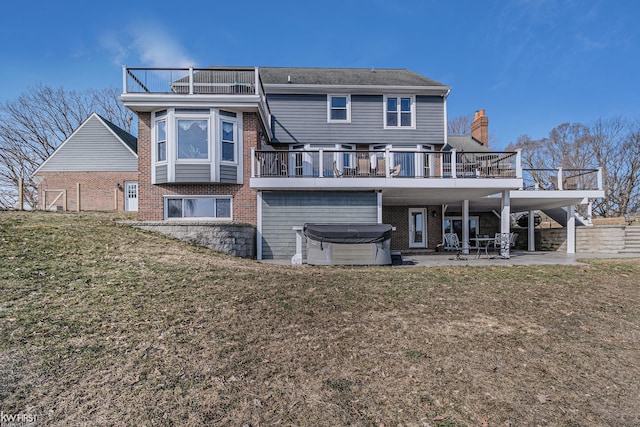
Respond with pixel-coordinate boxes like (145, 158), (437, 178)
(122, 67), (262, 96)
(252, 149), (521, 179)
(522, 168), (603, 191)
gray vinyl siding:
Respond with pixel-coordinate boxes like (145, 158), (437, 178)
(268, 94), (444, 146)
(174, 164), (211, 182)
(38, 115), (137, 172)
(261, 191), (378, 260)
(155, 164), (168, 183)
(220, 164), (237, 183)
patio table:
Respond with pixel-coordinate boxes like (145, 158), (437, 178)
(471, 237), (496, 259)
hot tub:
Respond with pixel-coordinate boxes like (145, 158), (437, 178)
(303, 223), (393, 265)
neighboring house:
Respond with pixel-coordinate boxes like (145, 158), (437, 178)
(34, 113), (139, 212)
(120, 66), (604, 259)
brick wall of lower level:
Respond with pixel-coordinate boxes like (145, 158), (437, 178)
(36, 171), (138, 211)
(383, 205), (443, 250)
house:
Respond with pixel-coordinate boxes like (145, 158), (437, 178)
(34, 113), (139, 212)
(120, 66), (604, 260)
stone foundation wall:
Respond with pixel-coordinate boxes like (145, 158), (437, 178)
(125, 221), (256, 258)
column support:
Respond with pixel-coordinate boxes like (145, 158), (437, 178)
(500, 190), (511, 258)
(462, 200), (470, 254)
(566, 204), (576, 254)
(528, 210), (535, 252)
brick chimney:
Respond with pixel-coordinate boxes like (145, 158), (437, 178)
(471, 109), (489, 147)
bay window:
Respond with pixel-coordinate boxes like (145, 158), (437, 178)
(151, 108), (243, 184)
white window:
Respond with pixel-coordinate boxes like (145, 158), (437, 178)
(177, 117), (209, 160)
(328, 95), (351, 123)
(165, 196), (232, 220)
(156, 119), (167, 162)
(220, 110), (238, 163)
(384, 95), (415, 128)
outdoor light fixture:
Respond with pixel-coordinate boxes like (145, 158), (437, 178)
(115, 183), (121, 189)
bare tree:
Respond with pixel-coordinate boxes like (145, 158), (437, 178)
(0, 85), (134, 209)
(507, 118), (640, 217)
(448, 115), (472, 136)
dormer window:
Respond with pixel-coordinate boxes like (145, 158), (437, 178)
(328, 95), (351, 123)
(384, 95), (415, 129)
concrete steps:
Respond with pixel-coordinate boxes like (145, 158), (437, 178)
(575, 226), (625, 253)
(620, 226), (640, 253)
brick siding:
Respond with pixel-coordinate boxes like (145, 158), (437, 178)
(36, 171), (138, 211)
(137, 112), (264, 223)
(383, 205), (443, 250)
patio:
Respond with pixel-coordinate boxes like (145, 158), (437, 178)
(397, 250), (640, 267)
(261, 250), (640, 267)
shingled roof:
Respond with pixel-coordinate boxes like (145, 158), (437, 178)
(259, 67), (448, 88)
(445, 135), (491, 152)
(98, 114), (137, 154)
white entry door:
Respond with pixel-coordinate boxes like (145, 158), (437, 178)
(124, 181), (138, 211)
(409, 208), (427, 248)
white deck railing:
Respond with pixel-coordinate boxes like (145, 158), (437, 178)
(122, 67), (262, 95)
(522, 167), (603, 191)
(252, 149), (521, 179)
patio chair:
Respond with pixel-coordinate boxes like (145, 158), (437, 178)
(493, 232), (515, 257)
(509, 232), (518, 248)
(358, 157), (370, 175)
(333, 161), (342, 177)
(444, 232), (467, 260)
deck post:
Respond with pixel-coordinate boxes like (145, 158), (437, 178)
(451, 150), (457, 178)
(515, 149), (522, 178)
(500, 190), (511, 258)
(251, 148), (256, 177)
(528, 209), (535, 251)
(597, 167), (603, 190)
(122, 66), (127, 94)
(462, 199), (470, 254)
(566, 205), (576, 254)
(188, 67), (194, 94)
(557, 167), (563, 190)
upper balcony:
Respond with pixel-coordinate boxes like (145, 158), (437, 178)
(121, 66), (272, 138)
(250, 149), (524, 193)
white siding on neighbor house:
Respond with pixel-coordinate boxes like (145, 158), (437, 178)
(38, 115), (137, 172)
(261, 191), (378, 260)
(268, 94), (444, 146)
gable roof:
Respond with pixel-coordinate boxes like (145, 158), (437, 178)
(33, 113), (138, 175)
(258, 67), (450, 95)
(445, 135), (491, 152)
(259, 67), (447, 87)
(98, 114), (137, 153)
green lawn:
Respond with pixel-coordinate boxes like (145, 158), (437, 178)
(1, 211), (639, 426)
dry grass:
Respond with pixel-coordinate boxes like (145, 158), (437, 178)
(1, 211), (639, 426)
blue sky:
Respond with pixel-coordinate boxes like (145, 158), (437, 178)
(1, 0), (638, 150)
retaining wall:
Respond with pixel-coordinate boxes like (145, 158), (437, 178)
(125, 221), (256, 258)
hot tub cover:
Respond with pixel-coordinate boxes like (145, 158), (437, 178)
(303, 223), (393, 244)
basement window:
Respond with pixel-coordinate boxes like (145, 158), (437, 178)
(164, 196), (232, 220)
